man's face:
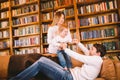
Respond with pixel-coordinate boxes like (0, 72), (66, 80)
(89, 46), (98, 56)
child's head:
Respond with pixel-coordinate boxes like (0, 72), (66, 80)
(51, 11), (65, 26)
(89, 43), (106, 57)
(58, 24), (68, 38)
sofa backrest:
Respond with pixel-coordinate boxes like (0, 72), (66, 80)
(99, 58), (117, 80)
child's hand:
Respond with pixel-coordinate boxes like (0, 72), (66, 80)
(72, 39), (79, 44)
(61, 43), (67, 50)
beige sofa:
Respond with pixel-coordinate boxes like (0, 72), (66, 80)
(0, 54), (120, 80)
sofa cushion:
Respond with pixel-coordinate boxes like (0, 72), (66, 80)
(100, 58), (117, 80)
(0, 55), (11, 79)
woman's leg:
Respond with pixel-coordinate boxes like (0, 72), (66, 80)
(57, 50), (67, 68)
(63, 51), (72, 68)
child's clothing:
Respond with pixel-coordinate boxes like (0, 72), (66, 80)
(51, 35), (72, 68)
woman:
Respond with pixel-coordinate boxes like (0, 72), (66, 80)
(47, 10), (72, 54)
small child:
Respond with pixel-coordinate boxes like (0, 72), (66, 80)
(51, 24), (72, 70)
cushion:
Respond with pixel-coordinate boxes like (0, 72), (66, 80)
(0, 55), (10, 79)
(100, 58), (117, 80)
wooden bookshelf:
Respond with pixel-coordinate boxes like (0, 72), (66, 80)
(40, 0), (120, 55)
(0, 0), (120, 56)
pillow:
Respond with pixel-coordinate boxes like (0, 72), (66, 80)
(100, 58), (117, 80)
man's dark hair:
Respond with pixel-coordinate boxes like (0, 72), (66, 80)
(93, 43), (106, 57)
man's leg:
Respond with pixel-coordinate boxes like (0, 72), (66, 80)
(9, 57), (73, 80)
(38, 57), (73, 80)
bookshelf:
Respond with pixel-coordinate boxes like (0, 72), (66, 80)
(0, 0), (10, 55)
(0, 0), (120, 56)
(11, 0), (41, 55)
(40, 0), (120, 56)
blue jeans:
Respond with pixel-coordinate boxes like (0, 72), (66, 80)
(57, 50), (72, 68)
(9, 57), (73, 80)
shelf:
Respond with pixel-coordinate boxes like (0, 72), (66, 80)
(54, 4), (74, 10)
(12, 11), (38, 18)
(12, 0), (38, 8)
(80, 36), (119, 42)
(77, 0), (108, 6)
(41, 19), (53, 23)
(0, 27), (9, 30)
(13, 44), (40, 49)
(42, 43), (48, 46)
(107, 50), (120, 53)
(66, 15), (75, 19)
(42, 32), (47, 34)
(70, 28), (76, 31)
(13, 33), (40, 38)
(0, 37), (10, 40)
(41, 8), (53, 13)
(79, 22), (120, 29)
(78, 8), (118, 17)
(0, 17), (9, 21)
(0, 47), (10, 51)
(12, 22), (39, 28)
(0, 7), (9, 12)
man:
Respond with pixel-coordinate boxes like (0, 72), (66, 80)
(9, 39), (106, 80)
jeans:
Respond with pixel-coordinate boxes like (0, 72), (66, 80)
(9, 57), (73, 80)
(57, 50), (72, 68)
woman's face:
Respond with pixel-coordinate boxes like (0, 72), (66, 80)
(58, 14), (65, 25)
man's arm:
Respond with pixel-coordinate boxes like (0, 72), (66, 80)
(72, 39), (89, 55)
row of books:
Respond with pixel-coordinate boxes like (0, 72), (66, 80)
(0, 11), (9, 19)
(78, 0), (117, 14)
(42, 24), (49, 33)
(41, 0), (73, 10)
(0, 30), (9, 38)
(13, 15), (38, 25)
(71, 31), (77, 39)
(77, 0), (109, 3)
(0, 21), (9, 28)
(42, 35), (47, 43)
(14, 36), (40, 47)
(12, 4), (38, 16)
(42, 20), (76, 33)
(68, 45), (77, 52)
(67, 20), (76, 29)
(65, 8), (74, 17)
(85, 41), (120, 51)
(79, 13), (118, 26)
(13, 25), (40, 36)
(14, 47), (40, 55)
(11, 0), (37, 6)
(0, 41), (9, 49)
(0, 1), (9, 9)
(80, 27), (117, 40)
(42, 12), (53, 21)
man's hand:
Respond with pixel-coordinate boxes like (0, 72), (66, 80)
(72, 39), (79, 44)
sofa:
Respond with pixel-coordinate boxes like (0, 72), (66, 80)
(0, 53), (120, 80)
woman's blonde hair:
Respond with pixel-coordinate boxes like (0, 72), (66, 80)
(51, 11), (65, 26)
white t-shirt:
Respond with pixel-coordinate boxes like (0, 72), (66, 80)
(47, 25), (72, 53)
(64, 43), (103, 80)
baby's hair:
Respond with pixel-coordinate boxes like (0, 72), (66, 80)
(58, 24), (68, 33)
